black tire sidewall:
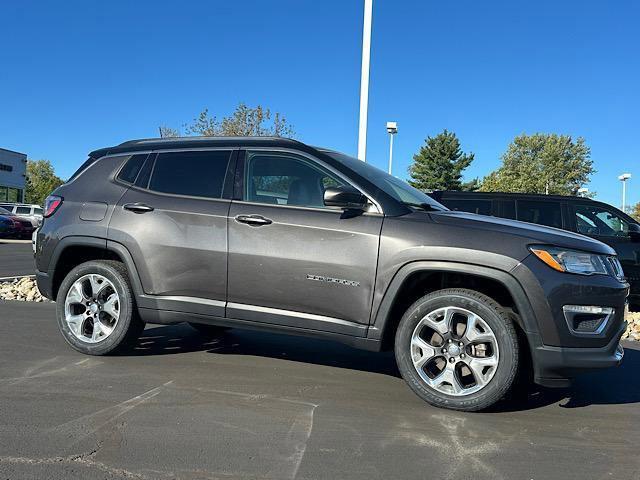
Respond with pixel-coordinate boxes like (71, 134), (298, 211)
(395, 289), (518, 411)
(56, 261), (135, 355)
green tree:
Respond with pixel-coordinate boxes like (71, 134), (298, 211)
(25, 160), (64, 205)
(631, 203), (640, 222)
(160, 103), (295, 138)
(480, 133), (594, 195)
(408, 130), (475, 191)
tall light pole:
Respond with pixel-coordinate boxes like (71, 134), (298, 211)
(357, 0), (373, 161)
(386, 121), (398, 175)
(618, 173), (631, 212)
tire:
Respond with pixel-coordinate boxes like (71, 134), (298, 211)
(394, 288), (519, 411)
(188, 323), (228, 337)
(56, 260), (145, 355)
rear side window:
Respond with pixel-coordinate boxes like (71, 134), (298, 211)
(15, 206), (31, 215)
(444, 199), (492, 215)
(517, 200), (562, 228)
(117, 154), (148, 184)
(148, 150), (232, 199)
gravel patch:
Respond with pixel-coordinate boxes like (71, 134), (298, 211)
(623, 309), (640, 341)
(0, 277), (50, 303)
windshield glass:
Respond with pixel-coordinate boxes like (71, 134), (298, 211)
(323, 150), (448, 211)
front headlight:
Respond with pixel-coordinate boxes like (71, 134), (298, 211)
(529, 245), (608, 275)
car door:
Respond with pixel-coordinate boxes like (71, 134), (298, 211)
(226, 149), (383, 335)
(108, 148), (236, 317)
(570, 203), (640, 292)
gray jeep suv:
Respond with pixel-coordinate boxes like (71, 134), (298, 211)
(35, 137), (628, 411)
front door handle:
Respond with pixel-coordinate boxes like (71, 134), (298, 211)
(235, 214), (273, 226)
(123, 203), (154, 214)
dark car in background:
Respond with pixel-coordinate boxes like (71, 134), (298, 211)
(429, 191), (640, 310)
(0, 206), (36, 239)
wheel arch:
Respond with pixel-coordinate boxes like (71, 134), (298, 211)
(369, 261), (540, 351)
(48, 236), (145, 300)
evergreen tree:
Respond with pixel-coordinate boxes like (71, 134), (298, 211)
(409, 130), (475, 191)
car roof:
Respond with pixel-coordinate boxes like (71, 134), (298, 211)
(89, 136), (307, 158)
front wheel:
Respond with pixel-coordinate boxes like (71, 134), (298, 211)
(56, 260), (145, 355)
(395, 288), (519, 411)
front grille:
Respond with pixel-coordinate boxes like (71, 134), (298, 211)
(606, 256), (625, 281)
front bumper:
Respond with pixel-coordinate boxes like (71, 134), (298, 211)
(512, 254), (629, 387)
(529, 322), (626, 388)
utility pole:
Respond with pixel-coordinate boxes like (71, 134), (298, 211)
(619, 173), (631, 212)
(357, 0), (373, 161)
(386, 122), (398, 175)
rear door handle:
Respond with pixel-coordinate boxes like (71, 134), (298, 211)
(235, 214), (273, 226)
(123, 203), (154, 214)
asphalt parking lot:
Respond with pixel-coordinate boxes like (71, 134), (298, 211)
(0, 241), (34, 278)
(0, 301), (639, 479)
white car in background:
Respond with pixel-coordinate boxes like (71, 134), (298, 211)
(0, 203), (43, 227)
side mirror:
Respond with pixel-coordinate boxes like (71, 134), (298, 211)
(324, 186), (368, 211)
(628, 223), (640, 241)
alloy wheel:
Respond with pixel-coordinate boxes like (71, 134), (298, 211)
(64, 274), (120, 344)
(410, 306), (499, 396)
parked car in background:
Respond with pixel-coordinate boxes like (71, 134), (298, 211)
(0, 203), (44, 227)
(0, 215), (15, 238)
(0, 206), (35, 239)
(429, 191), (640, 311)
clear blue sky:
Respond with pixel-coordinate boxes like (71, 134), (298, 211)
(1, 0), (638, 208)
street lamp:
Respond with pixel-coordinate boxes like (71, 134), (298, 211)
(386, 121), (398, 175)
(618, 173), (631, 212)
(357, 0), (373, 161)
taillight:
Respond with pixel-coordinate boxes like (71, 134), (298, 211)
(43, 195), (63, 218)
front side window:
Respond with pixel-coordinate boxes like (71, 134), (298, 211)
(575, 204), (629, 237)
(245, 152), (346, 208)
(148, 150), (232, 199)
(517, 200), (562, 228)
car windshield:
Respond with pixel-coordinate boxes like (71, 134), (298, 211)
(322, 150), (448, 211)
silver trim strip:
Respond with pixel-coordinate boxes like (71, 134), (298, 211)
(227, 302), (365, 329)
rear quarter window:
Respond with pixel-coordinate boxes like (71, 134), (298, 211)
(116, 154), (149, 184)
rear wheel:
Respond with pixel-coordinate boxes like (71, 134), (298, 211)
(56, 260), (144, 355)
(395, 288), (519, 411)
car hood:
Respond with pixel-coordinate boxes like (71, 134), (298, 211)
(428, 210), (615, 255)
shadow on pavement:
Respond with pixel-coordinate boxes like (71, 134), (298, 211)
(129, 324), (640, 411)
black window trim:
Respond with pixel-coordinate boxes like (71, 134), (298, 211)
(121, 147), (239, 202)
(235, 147), (383, 214)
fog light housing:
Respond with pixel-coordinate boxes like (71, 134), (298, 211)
(562, 305), (613, 335)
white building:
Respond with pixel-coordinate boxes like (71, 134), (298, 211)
(0, 147), (27, 203)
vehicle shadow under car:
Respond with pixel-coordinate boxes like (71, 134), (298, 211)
(129, 323), (640, 412)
